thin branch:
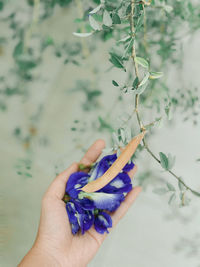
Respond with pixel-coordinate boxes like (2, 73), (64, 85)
(130, 0), (139, 78)
(143, 4), (148, 53)
(129, 0), (200, 197)
(144, 141), (200, 195)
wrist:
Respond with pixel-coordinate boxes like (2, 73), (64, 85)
(18, 242), (68, 267)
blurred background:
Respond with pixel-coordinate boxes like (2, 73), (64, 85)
(0, 1), (200, 266)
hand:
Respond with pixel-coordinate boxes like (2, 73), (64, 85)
(19, 139), (141, 267)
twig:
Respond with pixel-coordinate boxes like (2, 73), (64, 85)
(143, 4), (148, 53)
(129, 0), (200, 197)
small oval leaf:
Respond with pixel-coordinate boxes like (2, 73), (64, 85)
(135, 57), (149, 69)
(103, 10), (112, 27)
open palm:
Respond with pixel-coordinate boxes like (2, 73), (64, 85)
(25, 139), (141, 267)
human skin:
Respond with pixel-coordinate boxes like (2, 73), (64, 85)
(19, 139), (141, 267)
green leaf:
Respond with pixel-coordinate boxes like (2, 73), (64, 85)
(89, 4), (102, 14)
(183, 196), (191, 206)
(126, 4), (131, 16)
(25, 173), (32, 178)
(153, 188), (168, 195)
(167, 153), (175, 170)
(135, 12), (144, 32)
(178, 180), (185, 191)
(132, 77), (139, 89)
(13, 41), (23, 58)
(159, 153), (174, 171)
(164, 5), (173, 13)
(188, 3), (194, 13)
(159, 152), (168, 170)
(89, 15), (101, 31)
(74, 18), (84, 23)
(145, 117), (163, 130)
(132, 80), (148, 95)
(117, 147), (121, 157)
(166, 182), (175, 191)
(123, 38), (134, 58)
(112, 80), (119, 87)
(103, 10), (112, 27)
(109, 53), (125, 70)
(73, 32), (93, 37)
(155, 117), (163, 128)
(0, 1), (4, 10)
(112, 13), (121, 24)
(17, 56), (38, 70)
(165, 103), (172, 120)
(112, 132), (120, 146)
(14, 127), (21, 136)
(42, 36), (54, 49)
(120, 128), (126, 143)
(135, 57), (149, 69)
(117, 36), (131, 43)
(168, 193), (176, 205)
(149, 72), (163, 79)
(98, 116), (114, 132)
(138, 72), (150, 87)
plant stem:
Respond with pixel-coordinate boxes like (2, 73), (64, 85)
(143, 4), (148, 53)
(143, 141), (199, 195)
(130, 0), (139, 78)
(129, 0), (200, 197)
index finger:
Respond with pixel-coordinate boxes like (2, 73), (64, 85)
(80, 139), (105, 166)
(45, 139), (105, 199)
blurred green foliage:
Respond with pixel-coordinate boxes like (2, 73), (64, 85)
(0, 0), (200, 203)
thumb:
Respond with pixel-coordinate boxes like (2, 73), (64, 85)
(45, 163), (78, 199)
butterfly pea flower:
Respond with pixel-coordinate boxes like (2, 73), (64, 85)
(94, 211), (112, 234)
(65, 153), (134, 235)
(66, 199), (94, 235)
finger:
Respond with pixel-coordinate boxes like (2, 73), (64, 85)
(111, 186), (142, 227)
(80, 139), (105, 166)
(45, 139), (105, 199)
(45, 162), (78, 199)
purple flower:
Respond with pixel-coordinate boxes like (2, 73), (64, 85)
(66, 172), (89, 198)
(79, 191), (125, 212)
(65, 153), (134, 235)
(66, 199), (94, 234)
(94, 211), (112, 234)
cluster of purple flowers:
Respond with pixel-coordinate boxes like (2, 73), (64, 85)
(65, 154), (134, 235)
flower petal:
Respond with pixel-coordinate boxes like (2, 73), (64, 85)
(71, 222), (80, 234)
(66, 172), (89, 198)
(94, 211), (112, 234)
(79, 191), (124, 212)
(99, 172), (132, 194)
(122, 161), (135, 172)
(66, 201), (80, 234)
(80, 198), (95, 210)
(80, 210), (94, 234)
(89, 154), (117, 181)
(66, 200), (94, 234)
(65, 153), (135, 235)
